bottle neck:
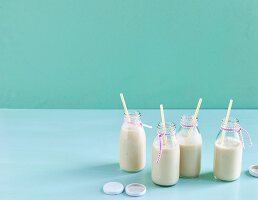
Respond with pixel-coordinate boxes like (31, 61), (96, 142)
(157, 122), (176, 136)
(220, 118), (240, 131)
(218, 118), (252, 149)
(180, 115), (198, 129)
(123, 111), (142, 126)
(217, 118), (241, 143)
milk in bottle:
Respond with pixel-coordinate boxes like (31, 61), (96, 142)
(214, 118), (243, 181)
(177, 115), (202, 177)
(152, 122), (180, 186)
(120, 111), (146, 172)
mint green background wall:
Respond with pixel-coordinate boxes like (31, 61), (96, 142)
(0, 0), (258, 109)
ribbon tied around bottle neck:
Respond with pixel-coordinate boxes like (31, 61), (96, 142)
(125, 120), (152, 129)
(156, 130), (176, 163)
(180, 122), (198, 129)
(220, 124), (252, 149)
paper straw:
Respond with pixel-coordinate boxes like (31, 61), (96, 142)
(221, 99), (233, 143)
(188, 98), (202, 136)
(120, 93), (130, 122)
(160, 104), (167, 144)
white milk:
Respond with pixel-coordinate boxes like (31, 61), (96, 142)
(152, 124), (180, 186)
(214, 137), (242, 181)
(177, 131), (202, 177)
(177, 115), (202, 177)
(119, 113), (146, 172)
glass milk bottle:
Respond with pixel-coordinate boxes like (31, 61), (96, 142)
(214, 118), (243, 181)
(177, 115), (202, 177)
(152, 122), (180, 186)
(120, 111), (146, 172)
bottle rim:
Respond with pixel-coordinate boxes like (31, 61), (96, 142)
(180, 114), (198, 127)
(157, 122), (176, 131)
(221, 117), (239, 128)
(123, 111), (141, 118)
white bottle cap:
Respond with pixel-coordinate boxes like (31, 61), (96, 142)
(125, 183), (146, 197)
(103, 182), (124, 195)
(249, 165), (258, 178)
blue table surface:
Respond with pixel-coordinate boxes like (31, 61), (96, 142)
(0, 109), (257, 200)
